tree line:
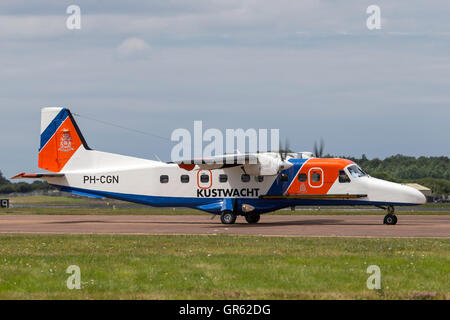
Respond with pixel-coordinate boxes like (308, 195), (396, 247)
(340, 154), (450, 195)
(0, 171), (51, 194)
(0, 154), (449, 195)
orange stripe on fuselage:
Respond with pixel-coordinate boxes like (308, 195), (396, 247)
(286, 158), (354, 195)
(38, 117), (82, 172)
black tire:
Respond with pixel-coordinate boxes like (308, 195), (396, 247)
(220, 211), (236, 224)
(383, 214), (397, 225)
(393, 215), (398, 224)
(245, 213), (260, 224)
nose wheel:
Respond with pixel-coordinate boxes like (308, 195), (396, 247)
(383, 213), (397, 225)
(383, 206), (397, 225)
(245, 213), (260, 224)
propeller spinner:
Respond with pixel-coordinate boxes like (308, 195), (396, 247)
(278, 139), (293, 172)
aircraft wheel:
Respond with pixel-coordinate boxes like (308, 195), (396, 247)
(383, 214), (397, 225)
(245, 213), (260, 224)
(220, 211), (236, 224)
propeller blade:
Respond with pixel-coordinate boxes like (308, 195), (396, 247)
(319, 138), (324, 158)
(279, 140), (284, 161)
(278, 138), (290, 161)
(313, 141), (318, 158)
(284, 139), (289, 160)
(313, 138), (325, 158)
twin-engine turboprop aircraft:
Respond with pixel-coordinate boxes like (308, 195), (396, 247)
(12, 107), (426, 225)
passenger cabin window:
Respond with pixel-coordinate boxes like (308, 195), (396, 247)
(347, 165), (368, 178)
(219, 174), (228, 183)
(339, 170), (350, 183)
(255, 176), (264, 182)
(280, 173), (289, 182)
(311, 173), (321, 182)
(298, 173), (307, 182)
(241, 174), (250, 182)
(180, 175), (189, 183)
(200, 174), (210, 183)
(160, 175), (169, 183)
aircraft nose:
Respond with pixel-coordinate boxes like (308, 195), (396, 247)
(367, 178), (427, 205)
(406, 186), (427, 205)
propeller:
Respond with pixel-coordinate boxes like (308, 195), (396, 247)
(279, 139), (290, 161)
(313, 138), (325, 158)
(277, 139), (293, 172)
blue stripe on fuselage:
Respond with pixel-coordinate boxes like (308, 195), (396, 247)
(266, 159), (308, 195)
(40, 108), (69, 150)
(57, 185), (220, 208)
(56, 184), (421, 216)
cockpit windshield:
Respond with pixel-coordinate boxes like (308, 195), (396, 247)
(347, 165), (368, 178)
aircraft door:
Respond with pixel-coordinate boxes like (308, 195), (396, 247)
(308, 167), (323, 188)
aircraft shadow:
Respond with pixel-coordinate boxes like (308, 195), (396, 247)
(232, 219), (343, 227)
(45, 220), (110, 224)
(44, 218), (378, 227)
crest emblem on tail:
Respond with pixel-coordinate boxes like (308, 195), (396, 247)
(59, 130), (74, 152)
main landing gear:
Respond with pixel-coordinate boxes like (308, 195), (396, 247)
(382, 205), (398, 225)
(220, 210), (237, 224)
(220, 211), (261, 224)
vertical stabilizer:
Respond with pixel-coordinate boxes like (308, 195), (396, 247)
(38, 107), (90, 172)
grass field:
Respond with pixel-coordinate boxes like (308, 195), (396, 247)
(0, 235), (448, 299)
(9, 195), (97, 205)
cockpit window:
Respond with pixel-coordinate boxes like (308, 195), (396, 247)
(339, 170), (350, 183)
(347, 165), (368, 178)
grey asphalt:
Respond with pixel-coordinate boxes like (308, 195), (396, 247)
(0, 215), (449, 238)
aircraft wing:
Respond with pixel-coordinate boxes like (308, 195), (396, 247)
(173, 154), (259, 170)
(172, 153), (292, 176)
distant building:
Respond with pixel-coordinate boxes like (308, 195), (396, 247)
(405, 183), (432, 202)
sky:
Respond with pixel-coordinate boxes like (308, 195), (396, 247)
(0, 0), (449, 178)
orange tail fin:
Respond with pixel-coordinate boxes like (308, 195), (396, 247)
(38, 107), (90, 172)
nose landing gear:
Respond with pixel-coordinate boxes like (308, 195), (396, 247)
(382, 205), (398, 225)
(245, 213), (261, 224)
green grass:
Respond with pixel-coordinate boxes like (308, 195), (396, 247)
(420, 202), (450, 208)
(0, 235), (448, 299)
(9, 195), (93, 205)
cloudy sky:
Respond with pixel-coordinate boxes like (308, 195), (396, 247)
(1, 0), (449, 177)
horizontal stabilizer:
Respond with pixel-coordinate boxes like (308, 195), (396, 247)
(11, 172), (65, 180)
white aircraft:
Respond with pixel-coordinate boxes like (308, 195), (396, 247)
(13, 107), (426, 225)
